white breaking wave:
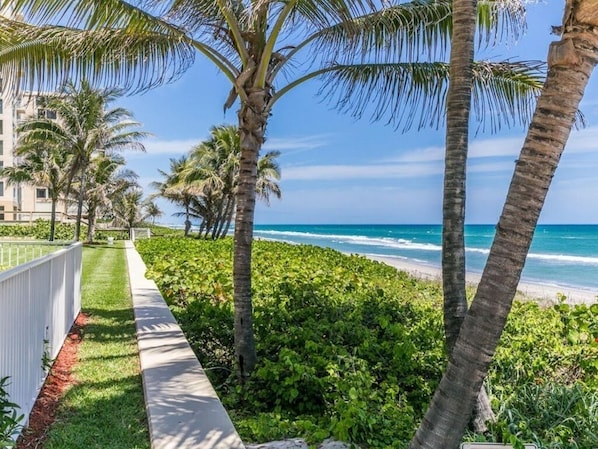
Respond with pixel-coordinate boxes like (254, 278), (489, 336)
(255, 230), (441, 251)
(255, 229), (598, 267)
(527, 252), (598, 265)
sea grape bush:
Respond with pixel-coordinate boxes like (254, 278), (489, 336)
(136, 237), (598, 449)
(0, 377), (23, 448)
(0, 220), (75, 240)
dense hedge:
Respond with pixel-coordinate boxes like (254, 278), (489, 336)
(0, 220), (132, 241)
(136, 237), (598, 449)
(0, 220), (76, 240)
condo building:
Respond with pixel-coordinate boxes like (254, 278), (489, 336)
(0, 80), (60, 222)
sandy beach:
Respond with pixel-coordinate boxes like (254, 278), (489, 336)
(367, 255), (598, 306)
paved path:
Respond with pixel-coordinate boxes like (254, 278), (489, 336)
(125, 241), (245, 449)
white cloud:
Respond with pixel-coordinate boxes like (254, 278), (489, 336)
(263, 135), (330, 153)
(132, 138), (201, 157)
(469, 161), (517, 174)
(255, 185), (443, 224)
(282, 162), (444, 181)
(387, 136), (524, 164)
(566, 126), (598, 153)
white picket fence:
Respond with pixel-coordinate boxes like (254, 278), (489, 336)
(0, 242), (82, 432)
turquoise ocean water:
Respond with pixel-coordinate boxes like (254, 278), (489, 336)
(253, 224), (598, 291)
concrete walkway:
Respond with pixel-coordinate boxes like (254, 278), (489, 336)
(125, 241), (245, 449)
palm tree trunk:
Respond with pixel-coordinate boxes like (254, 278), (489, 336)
(86, 203), (96, 243)
(442, 0), (494, 432)
(74, 175), (86, 242)
(184, 205), (191, 237)
(211, 197), (225, 240)
(49, 195), (57, 242)
(409, 11), (598, 449)
(217, 194), (234, 239)
(442, 0), (475, 355)
(221, 197), (236, 239)
(233, 89), (268, 379)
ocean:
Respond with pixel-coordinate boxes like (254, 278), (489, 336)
(253, 224), (598, 292)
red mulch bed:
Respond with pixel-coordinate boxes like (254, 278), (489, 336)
(16, 312), (89, 449)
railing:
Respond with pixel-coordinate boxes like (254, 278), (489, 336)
(131, 228), (151, 241)
(0, 211), (74, 224)
(0, 241), (71, 270)
(0, 242), (82, 434)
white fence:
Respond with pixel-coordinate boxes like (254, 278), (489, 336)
(0, 241), (70, 269)
(0, 242), (82, 432)
(131, 228), (151, 241)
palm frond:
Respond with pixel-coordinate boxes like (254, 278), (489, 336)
(317, 60), (544, 132)
(308, 0), (453, 66)
(0, 18), (195, 94)
(287, 0), (376, 32)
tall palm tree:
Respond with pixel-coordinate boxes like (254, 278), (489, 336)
(112, 188), (145, 231)
(441, 0), (495, 433)
(409, 4), (598, 448)
(80, 153), (138, 243)
(184, 125), (281, 239)
(1, 0), (542, 377)
(186, 125), (240, 239)
(14, 81), (148, 241)
(143, 200), (163, 225)
(0, 132), (69, 241)
(151, 155), (198, 237)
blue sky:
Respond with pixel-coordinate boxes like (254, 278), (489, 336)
(118, 0), (598, 225)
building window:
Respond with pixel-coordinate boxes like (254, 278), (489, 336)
(37, 108), (57, 120)
(0, 140), (3, 155)
(36, 188), (48, 199)
(0, 206), (4, 221)
(0, 181), (4, 197)
(0, 120), (3, 135)
(0, 99), (3, 114)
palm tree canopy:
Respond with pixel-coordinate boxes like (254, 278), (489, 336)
(1, 0), (542, 130)
(152, 124), (281, 224)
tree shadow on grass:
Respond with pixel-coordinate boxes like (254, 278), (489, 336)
(81, 307), (138, 343)
(44, 374), (149, 449)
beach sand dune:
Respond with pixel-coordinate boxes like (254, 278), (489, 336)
(367, 255), (598, 306)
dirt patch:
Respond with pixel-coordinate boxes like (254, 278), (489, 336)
(16, 312), (89, 449)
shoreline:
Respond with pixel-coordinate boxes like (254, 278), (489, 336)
(366, 255), (598, 306)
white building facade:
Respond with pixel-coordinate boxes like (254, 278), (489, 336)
(0, 82), (60, 222)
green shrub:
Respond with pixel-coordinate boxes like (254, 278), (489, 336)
(136, 237), (598, 448)
(0, 377), (23, 448)
(0, 220), (76, 240)
(486, 383), (598, 449)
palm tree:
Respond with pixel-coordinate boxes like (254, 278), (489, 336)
(409, 5), (598, 448)
(151, 155), (198, 237)
(80, 153), (138, 243)
(186, 125), (240, 239)
(19, 80), (147, 241)
(184, 125), (281, 239)
(0, 131), (69, 241)
(256, 150), (282, 206)
(441, 0), (496, 433)
(153, 126), (281, 240)
(112, 187), (145, 231)
(143, 200), (163, 225)
(1, 0), (542, 377)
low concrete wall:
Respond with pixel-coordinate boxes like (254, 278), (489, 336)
(125, 241), (245, 449)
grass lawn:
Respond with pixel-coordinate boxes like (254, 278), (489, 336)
(44, 242), (149, 449)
